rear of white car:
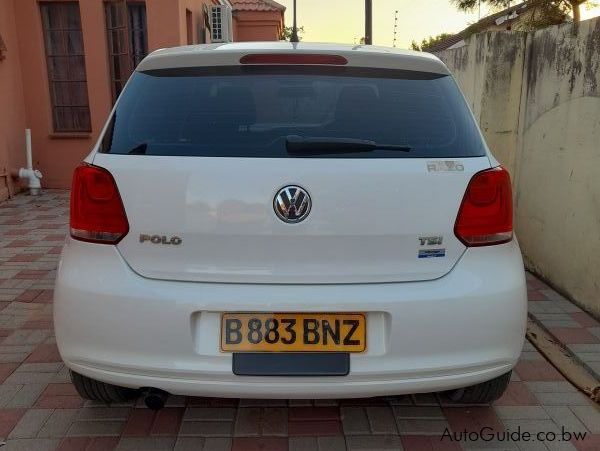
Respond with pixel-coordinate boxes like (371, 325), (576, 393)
(54, 43), (527, 404)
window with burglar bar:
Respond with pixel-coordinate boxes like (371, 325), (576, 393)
(105, 1), (148, 102)
(40, 2), (91, 133)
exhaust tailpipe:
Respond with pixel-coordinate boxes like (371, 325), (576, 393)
(142, 388), (168, 410)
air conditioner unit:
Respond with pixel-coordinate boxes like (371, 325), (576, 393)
(210, 4), (233, 43)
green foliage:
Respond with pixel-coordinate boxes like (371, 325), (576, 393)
(410, 33), (454, 51)
(452, 0), (508, 10)
(451, 0), (595, 24)
(279, 26), (305, 41)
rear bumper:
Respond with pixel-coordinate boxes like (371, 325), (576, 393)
(54, 239), (527, 398)
(68, 361), (513, 399)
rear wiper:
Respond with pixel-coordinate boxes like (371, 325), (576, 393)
(285, 135), (412, 155)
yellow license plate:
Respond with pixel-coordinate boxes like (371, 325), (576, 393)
(220, 313), (366, 353)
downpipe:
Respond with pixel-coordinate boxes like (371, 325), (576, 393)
(15, 129), (43, 196)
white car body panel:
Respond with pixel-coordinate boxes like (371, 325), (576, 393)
(54, 42), (527, 398)
(139, 42), (451, 75)
(96, 154), (490, 284)
(55, 238), (526, 398)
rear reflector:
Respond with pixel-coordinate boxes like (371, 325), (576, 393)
(240, 53), (348, 65)
(454, 167), (513, 247)
(70, 164), (129, 244)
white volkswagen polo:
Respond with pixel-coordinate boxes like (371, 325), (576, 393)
(54, 42), (527, 408)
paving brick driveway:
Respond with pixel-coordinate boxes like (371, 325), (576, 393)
(0, 190), (598, 451)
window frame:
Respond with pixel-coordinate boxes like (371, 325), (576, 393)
(104, 0), (148, 103)
(0, 33), (7, 61)
(39, 1), (92, 133)
(186, 9), (194, 45)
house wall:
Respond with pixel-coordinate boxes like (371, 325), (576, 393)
(11, 0), (191, 189)
(437, 18), (600, 317)
(14, 0), (112, 189)
(234, 10), (283, 41)
(5, 0), (280, 191)
(177, 0), (218, 45)
(442, 32), (527, 178)
(0, 0), (28, 200)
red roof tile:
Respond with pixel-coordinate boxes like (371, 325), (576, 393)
(230, 0), (286, 12)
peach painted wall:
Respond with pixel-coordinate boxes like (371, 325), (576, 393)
(146, 0), (181, 49)
(11, 0), (189, 189)
(234, 10), (283, 41)
(14, 0), (112, 189)
(177, 0), (220, 45)
(6, 0), (283, 191)
(0, 0), (27, 199)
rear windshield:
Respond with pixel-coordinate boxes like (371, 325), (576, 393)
(100, 66), (486, 158)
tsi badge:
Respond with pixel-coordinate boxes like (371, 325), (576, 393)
(139, 234), (182, 245)
(419, 236), (443, 246)
(418, 235), (445, 259)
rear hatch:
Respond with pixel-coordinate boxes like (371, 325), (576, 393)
(93, 61), (490, 284)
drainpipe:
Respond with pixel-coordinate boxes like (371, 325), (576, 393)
(16, 129), (43, 196)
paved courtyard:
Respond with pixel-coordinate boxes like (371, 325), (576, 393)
(0, 190), (598, 451)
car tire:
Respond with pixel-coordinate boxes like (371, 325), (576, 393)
(71, 371), (139, 403)
(446, 371), (511, 404)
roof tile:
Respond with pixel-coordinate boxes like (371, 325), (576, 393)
(230, 0), (286, 12)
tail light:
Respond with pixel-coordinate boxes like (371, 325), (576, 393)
(454, 167), (513, 247)
(70, 164), (129, 244)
